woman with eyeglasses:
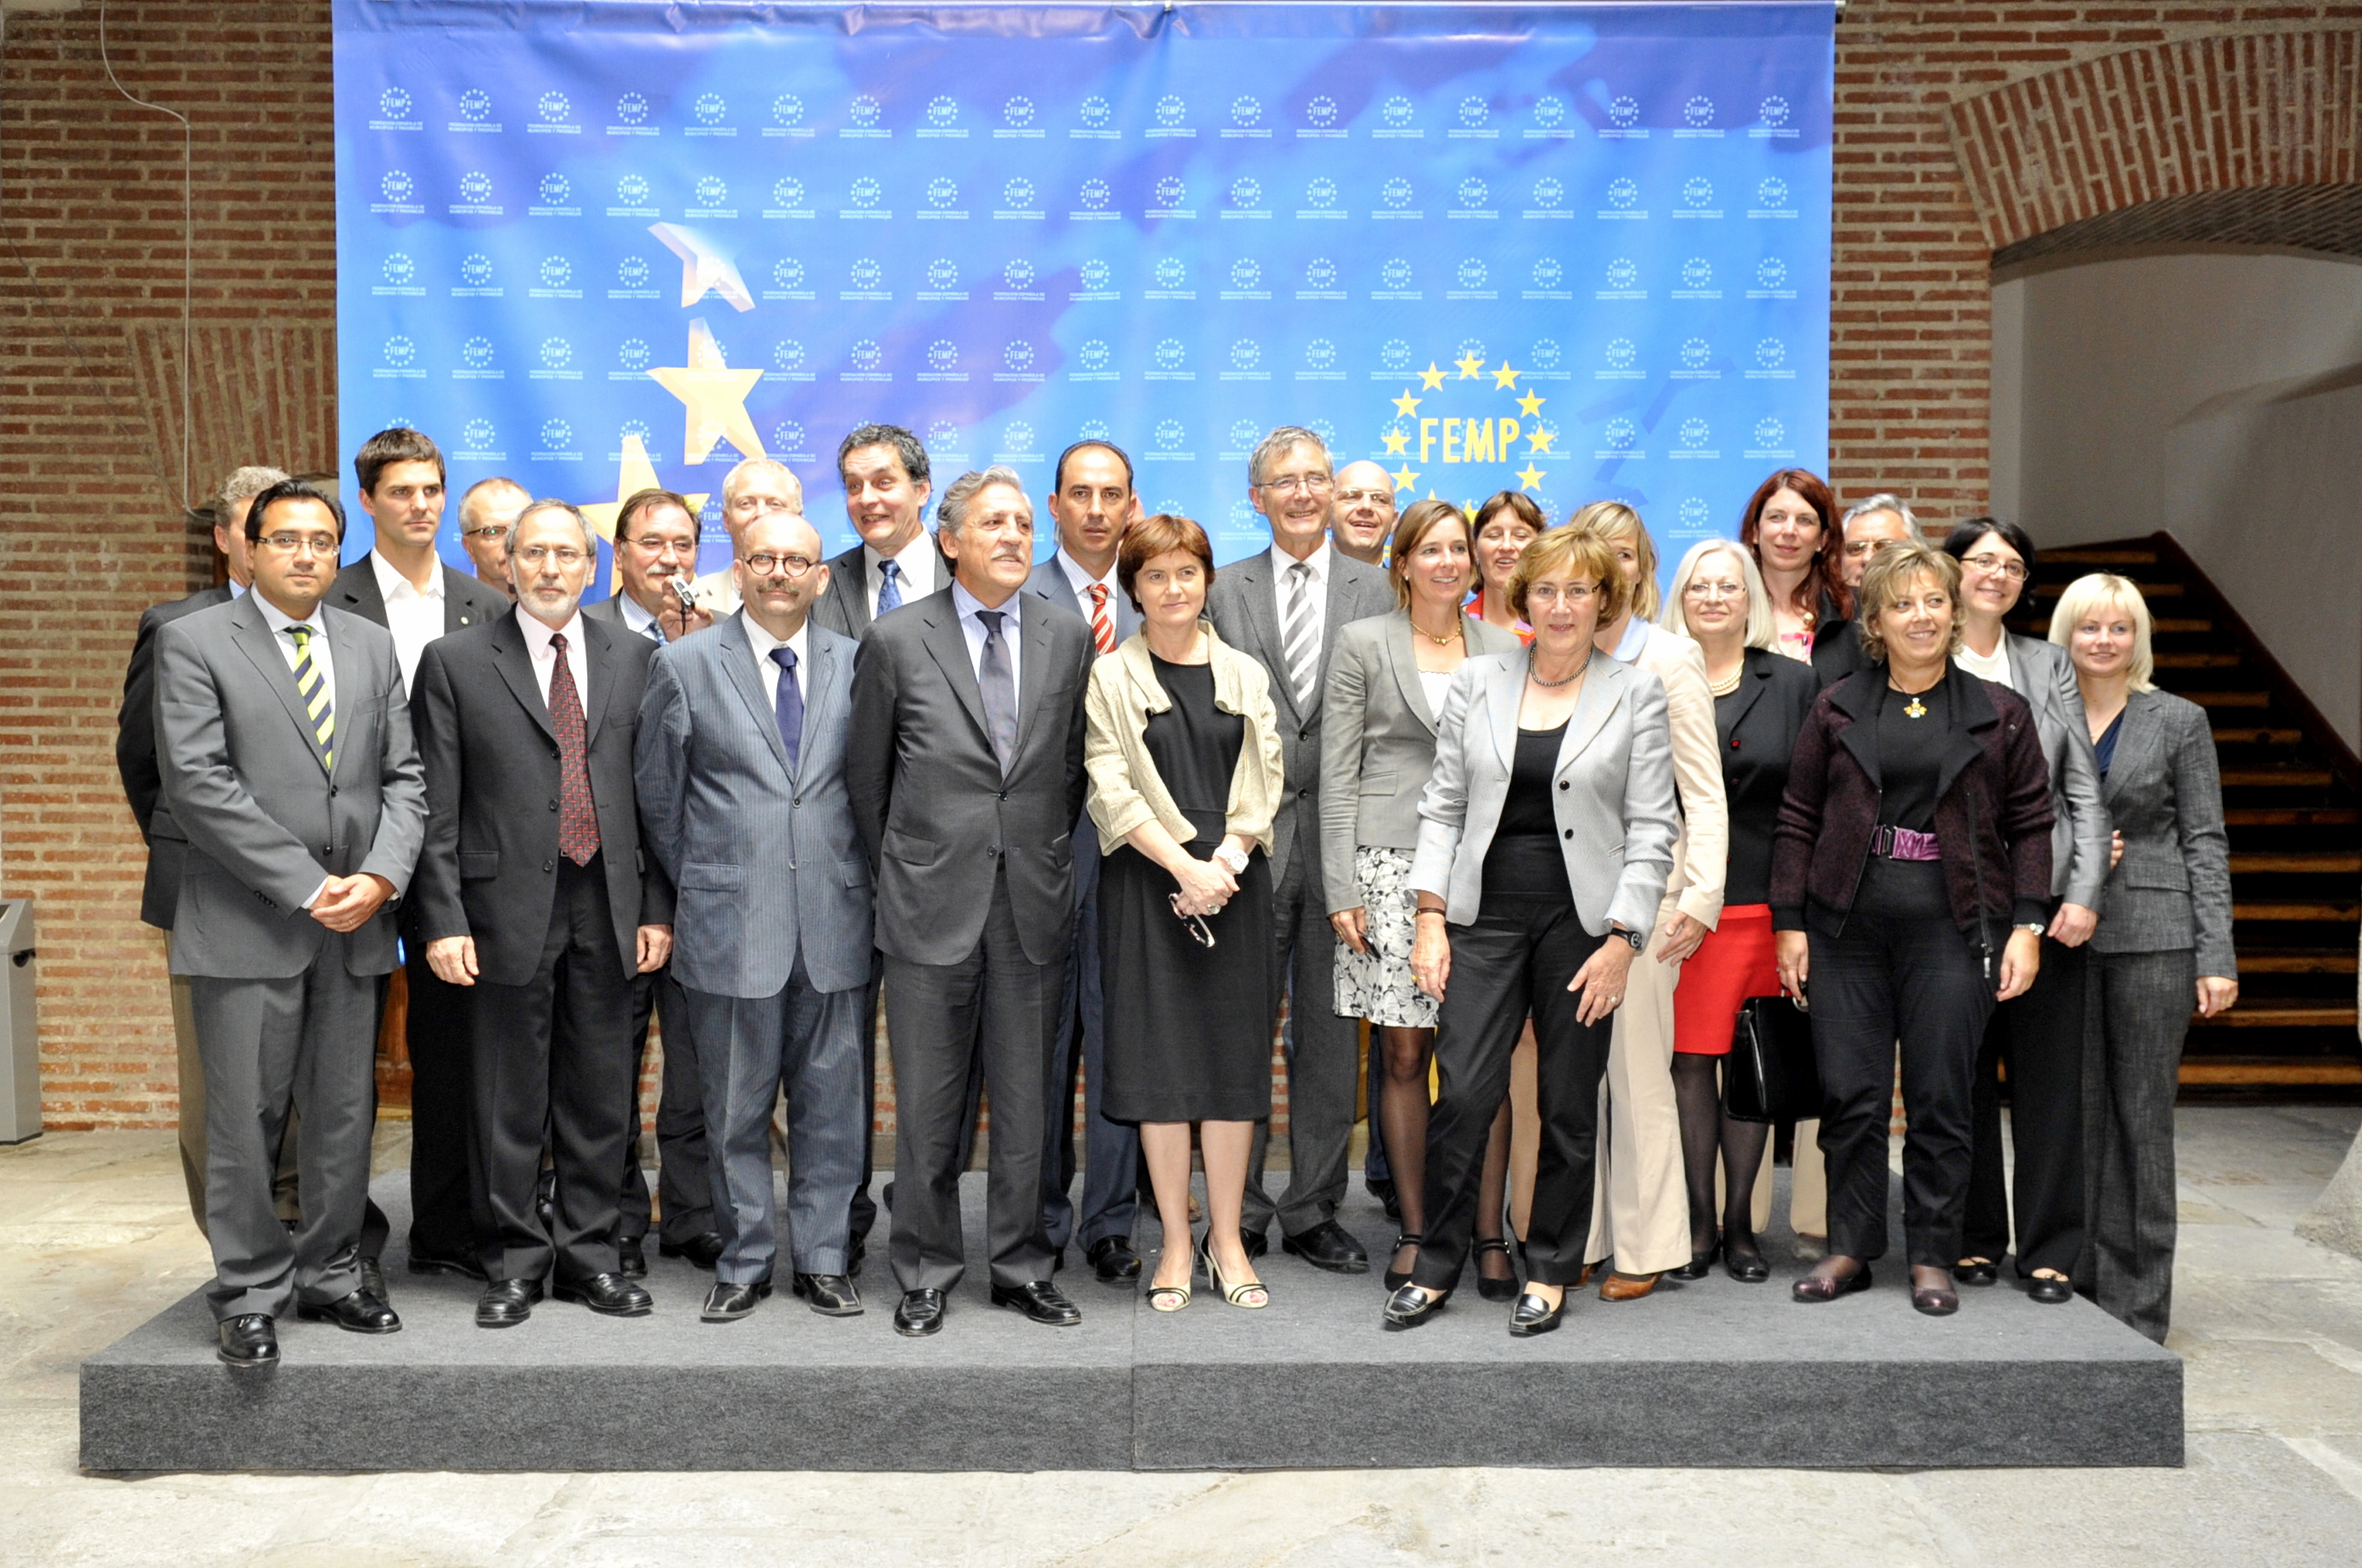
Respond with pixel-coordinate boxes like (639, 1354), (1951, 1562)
(1322, 500), (1524, 1297)
(1085, 513), (1286, 1313)
(1387, 526), (1681, 1335)
(1468, 490), (1543, 639)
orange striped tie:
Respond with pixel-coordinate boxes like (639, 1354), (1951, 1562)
(1087, 583), (1117, 655)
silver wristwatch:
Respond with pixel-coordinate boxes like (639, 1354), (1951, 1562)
(2017, 921), (2046, 938)
(1212, 843), (1250, 876)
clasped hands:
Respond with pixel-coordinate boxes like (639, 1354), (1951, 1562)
(1169, 854), (1237, 919)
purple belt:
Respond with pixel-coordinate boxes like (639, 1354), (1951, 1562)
(1871, 825), (1941, 861)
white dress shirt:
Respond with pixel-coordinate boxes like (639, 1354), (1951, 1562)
(370, 549), (445, 695)
(617, 590), (665, 643)
(1956, 637), (2015, 691)
(252, 592), (337, 909)
(1055, 548), (1119, 609)
(738, 608), (811, 711)
(949, 579), (1023, 691)
(515, 605), (590, 713)
(1268, 536), (1331, 653)
(865, 535), (941, 619)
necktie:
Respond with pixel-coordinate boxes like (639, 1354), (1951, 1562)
(1279, 560), (1318, 710)
(1086, 583), (1117, 655)
(548, 632), (600, 865)
(976, 608), (1019, 771)
(287, 625), (334, 772)
(876, 557), (904, 616)
(769, 646), (803, 772)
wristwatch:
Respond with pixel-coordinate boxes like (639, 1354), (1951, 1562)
(2017, 921), (2047, 938)
(1611, 924), (1644, 952)
(1212, 843), (1250, 876)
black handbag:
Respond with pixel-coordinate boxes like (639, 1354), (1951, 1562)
(1723, 994), (1822, 1123)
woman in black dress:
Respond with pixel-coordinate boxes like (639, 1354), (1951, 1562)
(1085, 514), (1286, 1312)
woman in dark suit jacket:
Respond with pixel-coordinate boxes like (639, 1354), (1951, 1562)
(2051, 574), (2236, 1342)
(1772, 543), (2056, 1316)
(1658, 540), (1820, 1280)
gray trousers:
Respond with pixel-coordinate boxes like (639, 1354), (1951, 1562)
(685, 965), (867, 1283)
(171, 973), (301, 1235)
(2084, 948), (2193, 1343)
(618, 967), (715, 1247)
(1041, 841), (1140, 1251)
(1244, 848), (1360, 1238)
(188, 955), (381, 1321)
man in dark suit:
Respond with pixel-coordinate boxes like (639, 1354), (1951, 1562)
(412, 499), (671, 1327)
(1205, 427), (1395, 1274)
(154, 479), (426, 1369)
(330, 428), (509, 1283)
(584, 488), (717, 1273)
(1022, 440), (1145, 1285)
(847, 466), (1094, 1337)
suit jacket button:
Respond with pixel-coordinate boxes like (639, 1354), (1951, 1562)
(543, 860), (555, 872)
(792, 798), (802, 808)
(549, 799), (560, 811)
(1562, 829), (1573, 840)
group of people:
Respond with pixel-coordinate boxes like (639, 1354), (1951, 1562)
(117, 421), (2230, 1370)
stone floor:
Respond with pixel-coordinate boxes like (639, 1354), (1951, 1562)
(4, 1107), (2361, 1565)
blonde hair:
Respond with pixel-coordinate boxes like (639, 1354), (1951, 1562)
(1564, 499), (1660, 622)
(1507, 524), (1628, 627)
(1855, 542), (1964, 664)
(1660, 539), (1775, 651)
(2048, 573), (2157, 692)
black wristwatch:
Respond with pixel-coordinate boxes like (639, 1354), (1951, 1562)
(1612, 925), (1644, 952)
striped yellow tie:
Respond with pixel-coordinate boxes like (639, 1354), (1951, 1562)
(288, 625), (335, 771)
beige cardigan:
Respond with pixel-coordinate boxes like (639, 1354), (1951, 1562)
(1084, 620), (1286, 858)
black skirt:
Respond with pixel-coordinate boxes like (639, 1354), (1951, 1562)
(1099, 838), (1277, 1123)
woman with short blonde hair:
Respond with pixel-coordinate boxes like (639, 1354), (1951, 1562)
(1565, 500), (1660, 623)
(1851, 543), (1963, 664)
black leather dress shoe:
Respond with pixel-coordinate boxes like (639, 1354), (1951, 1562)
(554, 1272), (654, 1317)
(1508, 1290), (1564, 1337)
(1913, 1285), (1961, 1316)
(1381, 1283), (1448, 1330)
(406, 1242), (487, 1281)
(216, 1313), (278, 1369)
(793, 1273), (863, 1316)
(297, 1288), (402, 1334)
(991, 1280), (1083, 1326)
(701, 1277), (773, 1322)
(1087, 1235), (1142, 1285)
(1280, 1218), (1370, 1274)
(1670, 1245), (1717, 1282)
(359, 1256), (389, 1305)
(1953, 1257), (2001, 1287)
(2027, 1274), (2074, 1304)
(659, 1232), (725, 1270)
(1366, 1176), (1401, 1222)
(1792, 1264), (1873, 1303)
(616, 1235), (647, 1277)
(894, 1287), (947, 1337)
(476, 1278), (542, 1329)
(847, 1240), (866, 1279)
(1240, 1229), (1269, 1261)
(1725, 1246), (1771, 1284)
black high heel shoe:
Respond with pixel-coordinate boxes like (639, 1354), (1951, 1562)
(1474, 1236), (1519, 1301)
(1723, 1235), (1770, 1284)
(1670, 1234), (1718, 1282)
(1383, 1232), (1423, 1291)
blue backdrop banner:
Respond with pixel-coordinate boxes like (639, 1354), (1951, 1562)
(333, 1), (1833, 585)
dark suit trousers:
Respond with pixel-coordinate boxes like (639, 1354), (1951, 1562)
(2084, 948), (2193, 1342)
(1040, 840), (1140, 1250)
(884, 868), (1061, 1292)
(471, 856), (637, 1284)
(617, 966), (714, 1247)
(848, 949), (885, 1250)
(1415, 901), (1609, 1290)
(188, 950), (379, 1321)
(1809, 916), (1995, 1268)
(1243, 848), (1361, 1238)
(1965, 936), (2088, 1277)
(403, 937), (481, 1258)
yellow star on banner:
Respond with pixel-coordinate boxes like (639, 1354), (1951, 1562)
(1492, 361), (1520, 389)
(1525, 428), (1557, 456)
(1419, 362), (1447, 391)
(649, 222), (754, 312)
(1517, 389), (1546, 417)
(1454, 351), (1485, 380)
(1391, 389), (1422, 417)
(1390, 465), (1420, 491)
(1515, 463), (1547, 492)
(1461, 499), (1479, 522)
(650, 319), (766, 466)
(1382, 427), (1410, 456)
(579, 434), (709, 542)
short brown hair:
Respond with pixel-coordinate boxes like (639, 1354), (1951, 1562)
(1855, 541), (1963, 664)
(1117, 513), (1215, 612)
(1386, 499), (1470, 611)
(615, 487), (696, 545)
(1508, 524), (1628, 626)
(354, 427), (445, 495)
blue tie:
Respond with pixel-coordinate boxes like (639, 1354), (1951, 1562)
(769, 647), (802, 771)
(876, 557), (903, 616)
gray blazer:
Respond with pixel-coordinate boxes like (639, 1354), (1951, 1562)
(1410, 648), (1681, 938)
(2004, 634), (2113, 909)
(1318, 608), (1521, 914)
(1205, 548), (1395, 893)
(637, 614), (873, 998)
(2091, 687), (2236, 977)
(1025, 552), (1143, 647)
(154, 594), (426, 979)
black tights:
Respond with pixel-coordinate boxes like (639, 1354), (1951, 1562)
(1671, 1053), (1769, 1261)
(1380, 1025), (1512, 1282)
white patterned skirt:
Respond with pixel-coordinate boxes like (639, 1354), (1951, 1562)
(1335, 845), (1439, 1029)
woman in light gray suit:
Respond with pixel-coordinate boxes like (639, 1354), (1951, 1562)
(2052, 574), (2236, 1341)
(1389, 526), (1681, 1336)
(1322, 500), (1523, 1297)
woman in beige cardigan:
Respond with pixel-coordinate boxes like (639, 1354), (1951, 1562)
(1086, 513), (1286, 1313)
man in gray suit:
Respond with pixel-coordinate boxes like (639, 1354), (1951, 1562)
(1022, 440), (1145, 1285)
(1205, 426), (1395, 1273)
(155, 479), (426, 1369)
(639, 512), (874, 1322)
(847, 467), (1095, 1337)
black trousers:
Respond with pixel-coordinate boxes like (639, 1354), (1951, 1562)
(1810, 913), (1995, 1268)
(1965, 935), (2087, 1276)
(1416, 899), (1609, 1291)
(848, 949), (885, 1252)
(402, 935), (479, 1259)
(616, 966), (715, 1247)
(471, 856), (638, 1284)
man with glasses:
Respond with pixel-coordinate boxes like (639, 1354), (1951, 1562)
(636, 512), (873, 1322)
(154, 479), (426, 1369)
(687, 457), (804, 618)
(455, 477), (528, 600)
(1205, 427), (1394, 1272)
(1812, 492), (1925, 688)
(1328, 461), (1399, 568)
(412, 500), (672, 1328)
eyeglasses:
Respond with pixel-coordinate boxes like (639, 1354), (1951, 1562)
(1255, 473), (1333, 496)
(1844, 538), (1902, 558)
(514, 545), (586, 568)
(458, 524), (510, 541)
(626, 535), (698, 557)
(1962, 552), (2029, 582)
(1168, 893), (1216, 949)
(256, 533), (340, 556)
(741, 552), (817, 578)
(1335, 487), (1394, 507)
(1683, 579), (1745, 601)
(1525, 581), (1600, 606)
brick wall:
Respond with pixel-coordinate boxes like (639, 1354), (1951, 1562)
(5, 1), (2359, 1128)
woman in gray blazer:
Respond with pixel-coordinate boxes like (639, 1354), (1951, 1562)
(2051, 574), (2235, 1341)
(1323, 500), (1524, 1296)
(1944, 518), (2113, 1302)
(1389, 526), (1681, 1336)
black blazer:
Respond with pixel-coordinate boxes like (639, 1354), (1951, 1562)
(327, 554), (509, 639)
(1810, 587), (1868, 687)
(1716, 647), (1822, 906)
(411, 612), (672, 987)
(806, 541), (874, 642)
(116, 584), (233, 929)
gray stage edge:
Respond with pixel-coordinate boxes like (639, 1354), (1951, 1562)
(81, 1172), (2181, 1472)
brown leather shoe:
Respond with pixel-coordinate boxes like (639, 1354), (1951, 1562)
(1597, 1270), (1660, 1302)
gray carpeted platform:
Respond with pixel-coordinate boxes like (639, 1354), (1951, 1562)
(81, 1169), (2181, 1472)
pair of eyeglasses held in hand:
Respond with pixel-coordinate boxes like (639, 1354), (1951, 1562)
(1169, 893), (1217, 949)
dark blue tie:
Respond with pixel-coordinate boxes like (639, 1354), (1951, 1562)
(876, 558), (904, 615)
(769, 646), (802, 771)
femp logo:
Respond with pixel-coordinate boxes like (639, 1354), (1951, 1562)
(1458, 96), (1489, 129)
(1608, 95), (1640, 129)
(460, 253), (494, 287)
(1603, 417), (1638, 452)
(1304, 95), (1339, 130)
(1760, 96), (1791, 128)
(1078, 178), (1111, 211)
(1078, 95), (1112, 131)
(1531, 257), (1564, 289)
(1603, 338), (1638, 373)
(375, 169), (418, 210)
(1303, 256), (1340, 291)
(382, 334), (417, 368)
(1153, 256), (1187, 289)
(1682, 257), (1713, 289)
(1229, 339), (1263, 372)
(772, 258), (805, 290)
(771, 340), (807, 372)
(1304, 339), (1337, 372)
(536, 419), (578, 458)
(1683, 95), (1715, 128)
(379, 87), (413, 120)
(459, 418), (498, 456)
(1678, 337), (1713, 372)
(539, 256), (572, 288)
(1231, 95), (1262, 127)
(456, 88), (492, 124)
(1606, 177), (1639, 210)
(617, 338), (652, 371)
(1003, 95), (1035, 129)
(1604, 257), (1638, 291)
(1149, 176), (1189, 216)
(1456, 259), (1488, 288)
(381, 253), (416, 286)
(1153, 339), (1186, 371)
(772, 93), (805, 128)
(926, 177), (959, 210)
(1379, 339), (1413, 372)
(1529, 339), (1563, 372)
(615, 255), (651, 289)
(1753, 176), (1795, 216)
(848, 176), (882, 210)
(926, 340), (960, 371)
(1077, 339), (1113, 373)
(1533, 95), (1570, 131)
(1154, 94), (1187, 127)
(537, 91), (570, 124)
(1381, 177), (1415, 210)
(848, 95), (882, 130)
(926, 95), (958, 128)
(1151, 419), (1187, 453)
(1380, 95), (1414, 129)
(613, 92), (648, 127)
(848, 339), (883, 372)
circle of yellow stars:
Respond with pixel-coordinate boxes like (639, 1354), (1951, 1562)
(1382, 350), (1555, 515)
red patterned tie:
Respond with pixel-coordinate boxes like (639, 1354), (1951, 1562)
(1087, 583), (1117, 655)
(548, 632), (600, 865)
